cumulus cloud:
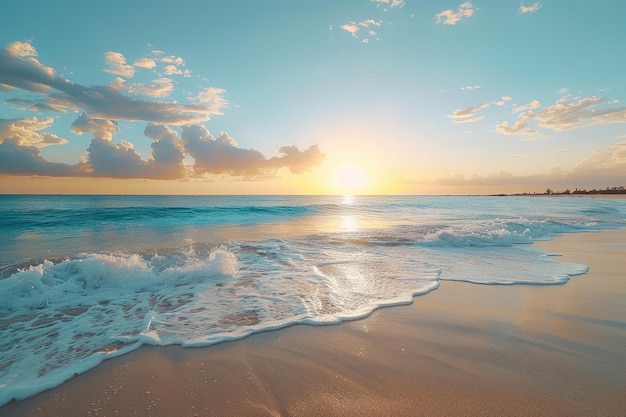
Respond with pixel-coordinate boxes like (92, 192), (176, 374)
(86, 138), (153, 178)
(161, 55), (184, 66)
(133, 57), (156, 69)
(163, 65), (183, 76)
(436, 2), (474, 25)
(182, 125), (324, 176)
(6, 41), (38, 57)
(143, 123), (187, 179)
(0, 117), (68, 147)
(4, 122), (325, 180)
(71, 113), (119, 141)
(103, 52), (135, 78)
(183, 126), (265, 176)
(159, 55), (190, 77)
(0, 40), (324, 181)
(81, 123), (186, 180)
(268, 144), (326, 174)
(0, 139), (77, 176)
(519, 2), (541, 14)
(448, 102), (489, 123)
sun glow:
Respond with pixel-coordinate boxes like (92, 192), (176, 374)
(333, 163), (367, 194)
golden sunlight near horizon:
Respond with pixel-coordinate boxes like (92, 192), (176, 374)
(332, 163), (368, 194)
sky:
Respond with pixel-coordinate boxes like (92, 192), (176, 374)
(1, 0), (625, 195)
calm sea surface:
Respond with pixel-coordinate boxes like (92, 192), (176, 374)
(1, 194), (625, 404)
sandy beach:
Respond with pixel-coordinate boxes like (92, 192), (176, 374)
(2, 228), (625, 417)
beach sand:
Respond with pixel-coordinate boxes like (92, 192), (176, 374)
(2, 229), (625, 416)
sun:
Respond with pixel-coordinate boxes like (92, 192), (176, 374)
(333, 163), (367, 193)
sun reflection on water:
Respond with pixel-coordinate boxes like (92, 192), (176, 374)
(341, 195), (355, 205)
(340, 216), (358, 231)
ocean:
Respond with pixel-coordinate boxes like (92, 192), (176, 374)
(1, 194), (625, 405)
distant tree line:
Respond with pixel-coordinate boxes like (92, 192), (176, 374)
(493, 186), (626, 196)
(543, 186), (626, 195)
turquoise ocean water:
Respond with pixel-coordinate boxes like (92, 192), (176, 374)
(1, 194), (625, 404)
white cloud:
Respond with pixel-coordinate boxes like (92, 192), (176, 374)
(448, 102), (489, 123)
(527, 96), (626, 131)
(182, 125), (325, 176)
(0, 139), (76, 176)
(495, 96), (512, 106)
(519, 2), (541, 14)
(0, 41), (55, 89)
(513, 99), (541, 113)
(371, 0), (405, 9)
(360, 19), (382, 28)
(0, 43), (222, 125)
(0, 40), (324, 181)
(161, 55), (184, 66)
(461, 85), (481, 91)
(0, 116), (68, 147)
(86, 137), (154, 178)
(103, 52), (135, 78)
(134, 78), (174, 98)
(436, 2), (474, 26)
(496, 96), (626, 136)
(496, 119), (536, 136)
(341, 23), (360, 37)
(341, 19), (382, 40)
(109, 77), (128, 92)
(163, 64), (182, 76)
(189, 87), (228, 113)
(133, 57), (156, 69)
(158, 55), (189, 76)
(5, 41), (38, 57)
(71, 113), (119, 141)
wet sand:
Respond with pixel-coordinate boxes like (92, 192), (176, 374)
(2, 229), (625, 416)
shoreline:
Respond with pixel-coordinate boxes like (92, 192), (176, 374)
(2, 228), (626, 416)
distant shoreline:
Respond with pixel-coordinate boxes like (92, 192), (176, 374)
(492, 192), (626, 198)
(490, 186), (626, 197)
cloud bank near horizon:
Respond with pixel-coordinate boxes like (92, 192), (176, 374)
(431, 140), (626, 189)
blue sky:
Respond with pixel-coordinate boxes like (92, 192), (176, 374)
(1, 0), (625, 194)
